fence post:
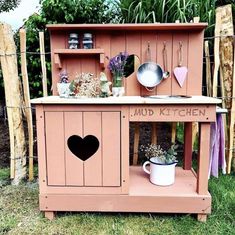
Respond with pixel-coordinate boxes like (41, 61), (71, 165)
(20, 28), (34, 181)
(39, 31), (48, 97)
(0, 23), (26, 184)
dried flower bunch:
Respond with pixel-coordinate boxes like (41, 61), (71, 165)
(69, 73), (101, 98)
(59, 70), (69, 83)
(140, 144), (178, 164)
(107, 52), (129, 78)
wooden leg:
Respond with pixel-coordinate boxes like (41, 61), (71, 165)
(133, 123), (140, 165)
(197, 214), (207, 222)
(45, 211), (55, 220)
(197, 123), (211, 194)
(151, 123), (157, 144)
(171, 122), (177, 144)
(184, 122), (193, 170)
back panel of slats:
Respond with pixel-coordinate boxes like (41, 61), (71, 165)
(50, 26), (204, 96)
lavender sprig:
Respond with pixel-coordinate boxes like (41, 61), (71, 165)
(107, 52), (129, 77)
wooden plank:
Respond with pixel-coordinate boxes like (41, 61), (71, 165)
(0, 23), (26, 183)
(81, 56), (98, 76)
(218, 5), (234, 109)
(216, 5), (235, 173)
(40, 167), (211, 214)
(125, 32), (141, 96)
(47, 23), (208, 31)
(64, 112), (83, 186)
(197, 123), (211, 194)
(171, 123), (177, 143)
(39, 32), (48, 97)
(102, 112), (121, 186)
(95, 33), (111, 80)
(204, 41), (212, 97)
(133, 123), (140, 165)
(31, 96), (222, 105)
(54, 48), (104, 54)
(83, 112), (102, 186)
(187, 31), (204, 95)
(50, 31), (67, 94)
(45, 112), (65, 185)
(157, 33), (173, 95)
(129, 105), (216, 122)
(121, 106), (129, 194)
(35, 105), (48, 194)
(172, 33), (189, 95)
(151, 123), (157, 144)
(20, 28), (34, 181)
(212, 10), (221, 97)
(184, 122), (193, 170)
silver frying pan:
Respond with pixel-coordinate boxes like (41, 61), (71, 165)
(137, 43), (164, 90)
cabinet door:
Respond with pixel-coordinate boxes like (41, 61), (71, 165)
(45, 111), (121, 187)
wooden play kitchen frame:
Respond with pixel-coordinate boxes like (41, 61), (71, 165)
(31, 24), (221, 221)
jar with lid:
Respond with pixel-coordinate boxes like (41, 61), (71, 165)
(68, 33), (79, 49)
(83, 33), (93, 49)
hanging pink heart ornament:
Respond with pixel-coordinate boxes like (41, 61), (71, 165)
(174, 42), (188, 87)
(173, 66), (188, 87)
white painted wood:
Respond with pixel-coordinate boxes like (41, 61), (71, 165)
(31, 96), (221, 105)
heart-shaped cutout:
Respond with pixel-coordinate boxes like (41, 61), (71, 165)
(173, 66), (188, 87)
(67, 135), (99, 161)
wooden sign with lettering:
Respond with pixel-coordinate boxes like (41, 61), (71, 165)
(129, 105), (216, 122)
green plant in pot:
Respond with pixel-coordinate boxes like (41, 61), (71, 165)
(107, 52), (129, 97)
(141, 144), (178, 186)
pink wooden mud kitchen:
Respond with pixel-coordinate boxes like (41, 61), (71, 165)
(31, 23), (221, 222)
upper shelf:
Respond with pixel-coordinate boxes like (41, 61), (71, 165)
(47, 23), (208, 31)
(54, 49), (105, 69)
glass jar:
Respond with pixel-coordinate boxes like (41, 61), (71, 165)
(68, 33), (79, 49)
(83, 33), (93, 49)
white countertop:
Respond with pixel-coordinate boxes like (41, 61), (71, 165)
(31, 95), (221, 105)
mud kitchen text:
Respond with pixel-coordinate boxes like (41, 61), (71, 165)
(133, 108), (206, 117)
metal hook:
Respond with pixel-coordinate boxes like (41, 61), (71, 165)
(178, 41), (183, 66)
(163, 41), (166, 49)
(179, 41), (182, 48)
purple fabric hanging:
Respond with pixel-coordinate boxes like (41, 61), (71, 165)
(209, 113), (226, 178)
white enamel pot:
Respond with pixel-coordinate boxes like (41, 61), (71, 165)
(143, 157), (177, 186)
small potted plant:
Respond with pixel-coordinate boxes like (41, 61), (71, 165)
(141, 144), (178, 186)
(107, 52), (129, 97)
(57, 70), (70, 98)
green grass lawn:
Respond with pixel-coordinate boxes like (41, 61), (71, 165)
(0, 167), (234, 235)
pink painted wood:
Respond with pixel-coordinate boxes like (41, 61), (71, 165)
(45, 112), (65, 186)
(64, 112), (83, 186)
(183, 122), (193, 170)
(83, 112), (102, 186)
(49, 24), (206, 97)
(102, 112), (121, 186)
(197, 123), (211, 194)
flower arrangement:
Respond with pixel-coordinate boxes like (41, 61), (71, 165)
(107, 52), (129, 87)
(140, 144), (178, 164)
(69, 73), (101, 98)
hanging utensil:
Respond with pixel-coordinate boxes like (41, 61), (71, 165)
(173, 42), (188, 87)
(137, 42), (164, 91)
(163, 42), (170, 79)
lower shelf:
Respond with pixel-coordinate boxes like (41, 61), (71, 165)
(40, 166), (211, 214)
